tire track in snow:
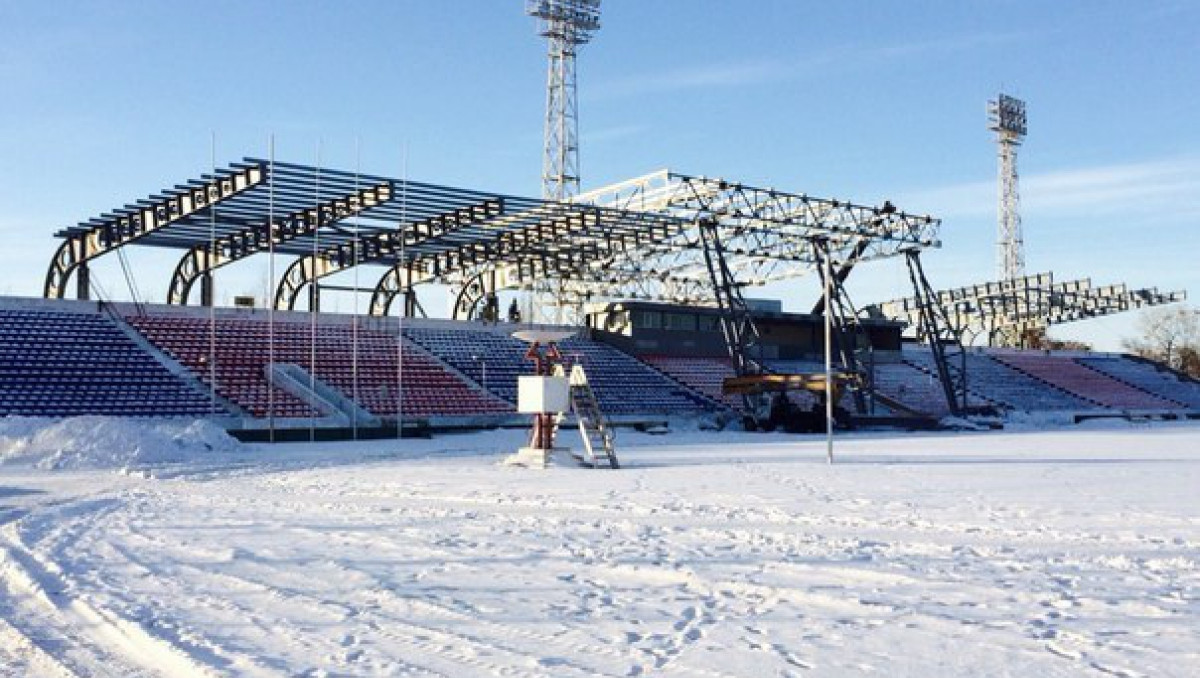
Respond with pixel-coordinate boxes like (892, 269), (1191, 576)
(0, 519), (218, 677)
(0, 610), (75, 678)
(107, 525), (607, 678)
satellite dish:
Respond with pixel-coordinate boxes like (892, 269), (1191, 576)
(512, 329), (575, 343)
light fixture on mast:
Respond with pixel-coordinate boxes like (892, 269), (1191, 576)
(988, 93), (1027, 281)
(527, 0), (601, 201)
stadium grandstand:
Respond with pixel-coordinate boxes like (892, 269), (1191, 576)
(1, 155), (1196, 437)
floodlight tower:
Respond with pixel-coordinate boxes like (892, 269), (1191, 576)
(527, 0), (601, 201)
(988, 93), (1028, 281)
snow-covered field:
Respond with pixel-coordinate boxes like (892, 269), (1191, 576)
(1, 419), (1198, 677)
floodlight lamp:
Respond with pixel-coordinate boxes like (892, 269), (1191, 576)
(527, 0), (601, 43)
(989, 93), (1027, 137)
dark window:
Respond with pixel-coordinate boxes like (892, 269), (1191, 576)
(664, 313), (697, 331)
(637, 310), (662, 329)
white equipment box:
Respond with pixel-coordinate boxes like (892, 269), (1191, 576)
(518, 375), (570, 413)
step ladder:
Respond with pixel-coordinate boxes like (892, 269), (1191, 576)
(554, 364), (619, 469)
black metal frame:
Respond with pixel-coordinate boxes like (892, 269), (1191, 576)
(46, 164), (263, 299)
(902, 250), (968, 415)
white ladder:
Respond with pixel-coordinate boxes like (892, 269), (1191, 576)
(555, 364), (619, 469)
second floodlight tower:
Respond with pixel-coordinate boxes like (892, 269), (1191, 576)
(989, 93), (1028, 281)
(527, 0), (601, 201)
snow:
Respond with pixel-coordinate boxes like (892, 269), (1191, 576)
(1, 418), (1198, 676)
(0, 416), (239, 471)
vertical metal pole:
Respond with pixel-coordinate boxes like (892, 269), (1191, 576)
(311, 140), (321, 443)
(352, 137), (361, 441)
(823, 244), (834, 464)
(267, 134), (276, 443)
(397, 143), (408, 444)
(209, 132), (218, 418)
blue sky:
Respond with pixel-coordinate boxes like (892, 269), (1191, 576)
(1, 1), (1196, 349)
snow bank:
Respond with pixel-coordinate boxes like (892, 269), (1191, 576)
(0, 416), (239, 470)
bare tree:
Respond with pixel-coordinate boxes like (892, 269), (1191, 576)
(1122, 305), (1199, 374)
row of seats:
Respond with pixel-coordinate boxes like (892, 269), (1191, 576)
(0, 309), (220, 418)
(871, 361), (957, 416)
(403, 329), (712, 415)
(639, 356), (832, 414)
(995, 353), (1181, 410)
(5, 303), (1197, 422)
(127, 315), (512, 419)
(644, 347), (1200, 418)
(1078, 356), (1200, 408)
(899, 349), (1085, 412)
(901, 348), (1198, 413)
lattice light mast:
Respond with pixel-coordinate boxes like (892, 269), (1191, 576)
(527, 0), (600, 201)
(989, 93), (1027, 281)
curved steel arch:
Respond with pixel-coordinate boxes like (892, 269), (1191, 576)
(369, 265), (426, 317)
(166, 181), (391, 305)
(45, 165), (263, 299)
(272, 199), (504, 311)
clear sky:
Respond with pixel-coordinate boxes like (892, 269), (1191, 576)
(1, 1), (1196, 349)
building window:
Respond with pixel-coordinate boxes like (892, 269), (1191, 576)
(637, 310), (663, 329)
(664, 312), (697, 331)
(698, 314), (720, 332)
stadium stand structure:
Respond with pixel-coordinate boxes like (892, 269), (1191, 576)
(2, 297), (1198, 428)
(640, 355), (740, 410)
(1078, 355), (1200, 409)
(403, 326), (714, 416)
(0, 304), (218, 417)
(25, 155), (1190, 433)
(992, 351), (1183, 411)
(900, 348), (1088, 412)
(127, 314), (513, 421)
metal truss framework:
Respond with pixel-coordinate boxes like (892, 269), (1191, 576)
(45, 165), (263, 299)
(48, 159), (696, 314)
(867, 271), (1188, 348)
(990, 93), (1027, 281)
(274, 199), (506, 311)
(47, 162), (939, 337)
(168, 181), (392, 305)
(564, 170), (941, 303)
(900, 250), (968, 414)
(698, 220), (763, 374)
(527, 0), (600, 201)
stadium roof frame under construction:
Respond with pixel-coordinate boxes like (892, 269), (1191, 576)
(44, 158), (941, 314)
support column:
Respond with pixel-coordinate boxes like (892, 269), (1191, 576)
(403, 289), (417, 317)
(200, 273), (214, 307)
(76, 262), (90, 301)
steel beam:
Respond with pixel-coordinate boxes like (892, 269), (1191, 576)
(166, 181), (391, 305)
(273, 199), (504, 311)
(44, 164), (263, 299)
(869, 271), (1187, 348)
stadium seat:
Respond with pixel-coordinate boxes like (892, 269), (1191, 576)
(126, 314), (512, 419)
(0, 308), (221, 418)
